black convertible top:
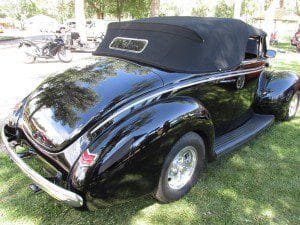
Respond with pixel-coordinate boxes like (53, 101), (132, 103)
(94, 17), (266, 73)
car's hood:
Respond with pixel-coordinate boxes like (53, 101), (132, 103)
(21, 57), (163, 152)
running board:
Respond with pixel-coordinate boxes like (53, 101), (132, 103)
(214, 114), (275, 157)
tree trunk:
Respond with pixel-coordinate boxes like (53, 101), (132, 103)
(279, 0), (284, 8)
(75, 0), (87, 43)
(150, 0), (160, 17)
(96, 11), (104, 19)
(233, 0), (242, 19)
(116, 0), (122, 21)
(263, 0), (280, 46)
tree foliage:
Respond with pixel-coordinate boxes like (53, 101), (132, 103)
(86, 0), (151, 21)
(56, 0), (74, 23)
(191, 3), (208, 17)
(150, 0), (160, 16)
(241, 0), (259, 21)
(85, 0), (109, 19)
(0, 0), (45, 20)
(214, 0), (234, 18)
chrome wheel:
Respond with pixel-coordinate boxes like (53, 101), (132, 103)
(236, 75), (245, 89)
(288, 94), (299, 117)
(167, 146), (197, 190)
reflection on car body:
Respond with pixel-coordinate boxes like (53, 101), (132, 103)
(2, 17), (299, 209)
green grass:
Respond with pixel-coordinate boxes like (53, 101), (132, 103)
(270, 42), (296, 53)
(0, 46), (299, 225)
(0, 115), (299, 225)
(271, 60), (300, 75)
(0, 36), (19, 41)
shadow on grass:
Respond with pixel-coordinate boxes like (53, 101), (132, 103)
(0, 116), (299, 225)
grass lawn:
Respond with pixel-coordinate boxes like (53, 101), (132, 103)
(0, 36), (20, 42)
(270, 42), (296, 53)
(0, 49), (299, 225)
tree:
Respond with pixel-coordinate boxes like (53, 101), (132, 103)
(86, 0), (109, 19)
(233, 0), (242, 19)
(241, 0), (259, 22)
(279, 0), (284, 8)
(215, 0), (234, 18)
(191, 7), (207, 17)
(262, 0), (279, 44)
(1, 0), (47, 29)
(123, 0), (151, 19)
(150, 0), (160, 16)
(114, 0), (126, 21)
(86, 0), (151, 21)
(191, 1), (208, 17)
(56, 0), (74, 23)
(86, 0), (126, 21)
(75, 0), (87, 42)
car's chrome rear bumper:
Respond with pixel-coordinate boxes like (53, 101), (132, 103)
(1, 126), (84, 208)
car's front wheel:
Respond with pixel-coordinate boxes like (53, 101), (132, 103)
(155, 132), (205, 203)
(284, 91), (299, 120)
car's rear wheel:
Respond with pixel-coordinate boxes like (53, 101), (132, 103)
(155, 132), (205, 203)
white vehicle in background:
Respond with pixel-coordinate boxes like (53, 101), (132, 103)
(64, 19), (115, 40)
(61, 19), (115, 51)
(25, 15), (60, 33)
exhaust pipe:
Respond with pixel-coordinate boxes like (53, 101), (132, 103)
(29, 184), (41, 193)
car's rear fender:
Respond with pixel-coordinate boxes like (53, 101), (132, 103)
(69, 96), (214, 204)
(253, 70), (300, 119)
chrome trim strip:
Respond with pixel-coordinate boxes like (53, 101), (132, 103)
(1, 126), (84, 208)
(109, 37), (148, 53)
(91, 66), (264, 134)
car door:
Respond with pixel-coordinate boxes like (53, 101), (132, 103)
(174, 76), (238, 137)
(227, 36), (267, 131)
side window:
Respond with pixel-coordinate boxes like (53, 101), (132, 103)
(244, 37), (260, 60)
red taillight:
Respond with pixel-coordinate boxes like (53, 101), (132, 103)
(79, 149), (98, 166)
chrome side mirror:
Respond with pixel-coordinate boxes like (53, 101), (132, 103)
(266, 50), (276, 58)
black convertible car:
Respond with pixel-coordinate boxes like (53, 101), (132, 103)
(2, 17), (299, 209)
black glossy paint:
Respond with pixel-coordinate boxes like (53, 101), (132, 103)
(74, 97), (213, 206)
(22, 57), (163, 152)
(254, 70), (300, 120)
(4, 37), (299, 207)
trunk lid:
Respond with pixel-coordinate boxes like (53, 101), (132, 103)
(21, 57), (163, 152)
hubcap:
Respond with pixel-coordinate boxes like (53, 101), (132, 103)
(167, 146), (197, 190)
(236, 75), (245, 89)
(288, 94), (298, 117)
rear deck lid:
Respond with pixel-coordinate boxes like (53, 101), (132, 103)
(21, 57), (163, 152)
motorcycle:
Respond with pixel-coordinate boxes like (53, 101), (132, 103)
(19, 36), (73, 63)
(291, 31), (300, 53)
(64, 31), (104, 52)
(269, 32), (279, 46)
